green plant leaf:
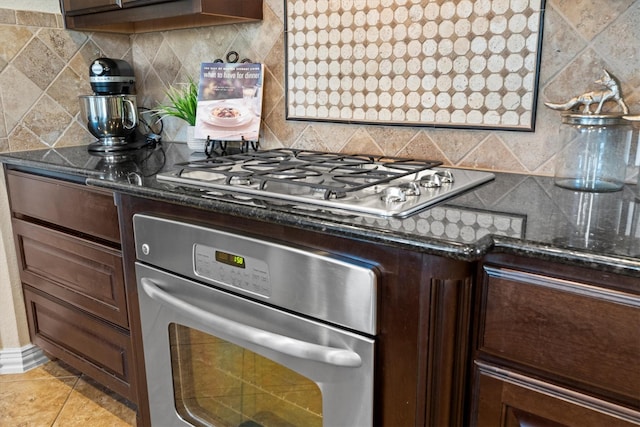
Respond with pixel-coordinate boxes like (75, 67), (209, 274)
(152, 76), (198, 126)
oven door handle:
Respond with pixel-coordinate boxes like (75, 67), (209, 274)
(141, 278), (363, 368)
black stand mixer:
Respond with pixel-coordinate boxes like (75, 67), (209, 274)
(79, 58), (144, 152)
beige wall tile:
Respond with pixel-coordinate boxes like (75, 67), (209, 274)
(396, 132), (448, 163)
(71, 38), (108, 75)
(425, 129), (490, 165)
(39, 27), (88, 62)
(152, 41), (182, 85)
(57, 120), (94, 147)
(0, 25), (35, 64)
(592, 2), (640, 87)
(130, 31), (164, 66)
(0, 96), (5, 139)
(23, 94), (71, 145)
(311, 122), (356, 153)
(12, 37), (66, 90)
(8, 122), (49, 151)
(551, 0), (635, 41)
(48, 66), (91, 115)
(15, 10), (58, 28)
(238, 5), (282, 65)
(0, 64), (42, 131)
(0, 1), (637, 180)
(91, 32), (132, 62)
(0, 8), (16, 24)
(459, 134), (525, 171)
(161, 28), (214, 78)
(136, 67), (164, 112)
(0, 21), (134, 150)
(537, 7), (586, 86)
(368, 126), (421, 156)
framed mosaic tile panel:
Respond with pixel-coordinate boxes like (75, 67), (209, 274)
(285, 0), (546, 131)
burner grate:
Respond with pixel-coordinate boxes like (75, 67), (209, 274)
(172, 148), (442, 198)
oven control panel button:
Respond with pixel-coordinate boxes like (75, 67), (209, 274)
(193, 243), (271, 297)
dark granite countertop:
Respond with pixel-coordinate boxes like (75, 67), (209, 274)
(2, 142), (639, 277)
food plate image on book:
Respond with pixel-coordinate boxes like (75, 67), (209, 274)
(194, 62), (264, 142)
(202, 101), (253, 128)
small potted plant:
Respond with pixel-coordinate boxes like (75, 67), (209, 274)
(153, 77), (202, 149)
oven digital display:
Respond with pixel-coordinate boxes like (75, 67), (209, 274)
(215, 250), (246, 269)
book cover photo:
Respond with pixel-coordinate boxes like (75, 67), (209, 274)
(194, 62), (264, 141)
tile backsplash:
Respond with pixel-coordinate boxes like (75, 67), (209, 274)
(0, 8), (131, 152)
(284, 0), (544, 130)
(0, 0), (638, 179)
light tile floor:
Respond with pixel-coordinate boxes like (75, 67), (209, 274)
(0, 358), (136, 426)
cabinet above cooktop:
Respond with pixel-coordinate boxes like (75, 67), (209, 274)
(61, 0), (262, 34)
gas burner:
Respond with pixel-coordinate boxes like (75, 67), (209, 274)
(380, 182), (420, 204)
(262, 166), (324, 181)
(308, 185), (344, 199)
(157, 149), (495, 217)
(228, 176), (253, 186)
(419, 170), (455, 188)
(184, 157), (237, 169)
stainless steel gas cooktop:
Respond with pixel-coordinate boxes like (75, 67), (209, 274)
(157, 148), (495, 218)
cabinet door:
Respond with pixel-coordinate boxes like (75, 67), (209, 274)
(62, 0), (121, 16)
(477, 264), (640, 408)
(12, 218), (128, 327)
(6, 170), (120, 245)
(60, 0), (263, 33)
(121, 0), (174, 6)
(23, 287), (133, 400)
(63, 0), (173, 15)
(472, 364), (640, 427)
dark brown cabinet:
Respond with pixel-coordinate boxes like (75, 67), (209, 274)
(62, 0), (121, 16)
(62, 0), (173, 16)
(4, 168), (136, 402)
(60, 0), (263, 33)
(12, 219), (128, 327)
(470, 253), (640, 426)
(7, 163), (638, 426)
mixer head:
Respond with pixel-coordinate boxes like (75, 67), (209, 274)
(90, 58), (136, 95)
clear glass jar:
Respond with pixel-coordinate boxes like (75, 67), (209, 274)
(554, 113), (632, 192)
(635, 128), (640, 200)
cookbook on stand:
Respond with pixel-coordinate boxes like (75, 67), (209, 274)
(195, 62), (264, 142)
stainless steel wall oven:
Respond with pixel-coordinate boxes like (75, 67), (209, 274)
(133, 214), (378, 427)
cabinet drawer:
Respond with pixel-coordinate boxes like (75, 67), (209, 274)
(13, 219), (128, 327)
(478, 266), (640, 407)
(472, 363), (640, 426)
(6, 170), (120, 244)
(23, 287), (132, 400)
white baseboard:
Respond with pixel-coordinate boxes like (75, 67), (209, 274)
(0, 344), (49, 374)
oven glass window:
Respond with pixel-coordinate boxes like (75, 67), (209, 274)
(169, 324), (323, 427)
